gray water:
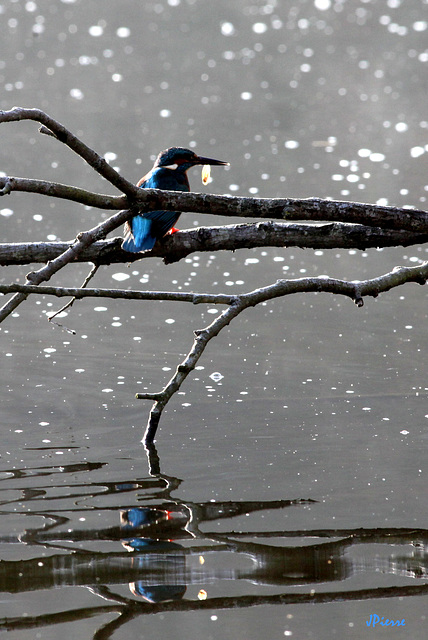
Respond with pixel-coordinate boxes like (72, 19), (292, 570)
(0, 1), (427, 638)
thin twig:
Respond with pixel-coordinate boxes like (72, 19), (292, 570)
(48, 263), (100, 330)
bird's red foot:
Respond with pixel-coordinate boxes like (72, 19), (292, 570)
(168, 227), (179, 234)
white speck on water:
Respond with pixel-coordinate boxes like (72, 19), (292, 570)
(413, 21), (427, 32)
(102, 388), (114, 393)
(241, 91), (252, 100)
(395, 122), (408, 132)
(285, 140), (299, 149)
(75, 368), (85, 373)
(358, 148), (371, 158)
(369, 152), (385, 162)
(228, 184), (239, 191)
(221, 22), (235, 36)
(89, 25), (103, 37)
(79, 56), (97, 66)
(112, 272), (130, 281)
(104, 152), (117, 162)
(165, 318), (175, 324)
(252, 22), (268, 34)
(112, 322), (122, 327)
(0, 208), (13, 217)
(400, 430), (409, 435)
(160, 109), (171, 118)
(315, 0), (331, 9)
(39, 422), (50, 426)
(209, 372), (224, 382)
(410, 146), (425, 158)
(70, 88), (84, 100)
(94, 306), (108, 312)
(43, 348), (56, 354)
(33, 214), (43, 221)
(244, 258), (260, 265)
(117, 27), (131, 37)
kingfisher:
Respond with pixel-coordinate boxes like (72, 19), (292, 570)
(122, 146), (229, 252)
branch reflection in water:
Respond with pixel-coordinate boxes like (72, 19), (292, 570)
(0, 445), (426, 638)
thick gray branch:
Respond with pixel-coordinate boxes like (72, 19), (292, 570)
(131, 191), (428, 233)
(0, 176), (126, 209)
(1, 223), (426, 266)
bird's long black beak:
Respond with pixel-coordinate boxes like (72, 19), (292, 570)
(194, 155), (230, 166)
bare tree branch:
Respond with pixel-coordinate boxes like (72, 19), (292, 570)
(1, 260), (427, 305)
(2, 168), (428, 234)
(0, 176), (126, 209)
(128, 190), (428, 233)
(0, 207), (134, 323)
(136, 260), (428, 443)
(1, 223), (427, 267)
(0, 107), (138, 197)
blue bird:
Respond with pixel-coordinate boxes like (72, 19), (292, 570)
(122, 147), (229, 252)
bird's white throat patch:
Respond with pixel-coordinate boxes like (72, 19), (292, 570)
(163, 163), (179, 170)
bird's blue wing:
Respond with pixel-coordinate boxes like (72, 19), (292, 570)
(122, 211), (181, 252)
(143, 210), (181, 237)
(122, 216), (157, 252)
